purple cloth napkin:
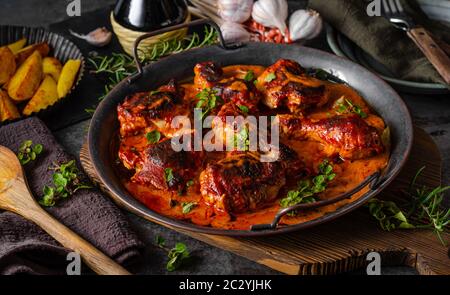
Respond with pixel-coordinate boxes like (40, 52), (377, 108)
(0, 117), (144, 274)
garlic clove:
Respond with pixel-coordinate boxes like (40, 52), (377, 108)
(69, 27), (112, 47)
(218, 0), (253, 24)
(289, 9), (323, 41)
(220, 22), (251, 44)
(252, 0), (288, 35)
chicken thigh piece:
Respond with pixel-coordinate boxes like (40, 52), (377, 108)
(194, 61), (261, 113)
(199, 144), (304, 214)
(133, 138), (204, 191)
(199, 152), (286, 214)
(256, 59), (328, 113)
(117, 80), (189, 138)
(279, 114), (384, 160)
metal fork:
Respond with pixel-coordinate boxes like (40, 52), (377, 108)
(381, 0), (450, 84)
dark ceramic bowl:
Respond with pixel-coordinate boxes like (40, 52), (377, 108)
(0, 25), (84, 121)
(88, 42), (413, 237)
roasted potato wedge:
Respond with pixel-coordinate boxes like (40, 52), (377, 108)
(7, 38), (27, 54)
(43, 57), (62, 81)
(57, 59), (81, 98)
(23, 75), (59, 115)
(8, 51), (43, 101)
(0, 89), (20, 122)
(15, 42), (50, 65)
(0, 47), (16, 85)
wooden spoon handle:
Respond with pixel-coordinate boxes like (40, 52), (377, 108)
(4, 180), (131, 275)
(407, 27), (450, 84)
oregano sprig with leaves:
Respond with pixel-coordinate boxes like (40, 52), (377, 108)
(155, 235), (191, 272)
(17, 140), (43, 165)
(280, 159), (336, 215)
(39, 160), (91, 207)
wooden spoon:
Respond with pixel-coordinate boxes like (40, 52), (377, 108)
(0, 146), (131, 275)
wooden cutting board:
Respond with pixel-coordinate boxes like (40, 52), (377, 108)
(80, 127), (450, 275)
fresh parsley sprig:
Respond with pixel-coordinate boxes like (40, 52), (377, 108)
(280, 160), (336, 215)
(195, 88), (222, 118)
(39, 160), (91, 207)
(155, 235), (191, 272)
(17, 140), (43, 165)
(146, 130), (161, 144)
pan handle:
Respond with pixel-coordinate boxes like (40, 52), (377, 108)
(251, 171), (381, 231)
(128, 19), (241, 83)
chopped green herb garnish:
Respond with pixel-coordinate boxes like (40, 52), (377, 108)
(17, 140), (43, 165)
(167, 242), (190, 272)
(150, 90), (161, 96)
(235, 126), (250, 151)
(186, 180), (194, 187)
(164, 168), (174, 183)
(265, 72), (276, 82)
(39, 160), (91, 207)
(280, 159), (335, 215)
(345, 99), (367, 118)
(146, 130), (161, 144)
(243, 70), (255, 82)
(237, 105), (249, 114)
(336, 97), (367, 118)
(195, 88), (222, 118)
(155, 236), (191, 272)
(181, 202), (197, 214)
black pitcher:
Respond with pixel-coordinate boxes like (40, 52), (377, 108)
(113, 0), (188, 32)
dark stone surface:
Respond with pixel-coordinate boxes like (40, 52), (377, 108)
(3, 0), (447, 275)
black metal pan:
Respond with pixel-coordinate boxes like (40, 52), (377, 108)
(88, 20), (413, 236)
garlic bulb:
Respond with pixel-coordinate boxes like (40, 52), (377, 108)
(289, 9), (323, 41)
(220, 22), (251, 44)
(69, 27), (112, 47)
(218, 0), (253, 23)
(252, 0), (288, 35)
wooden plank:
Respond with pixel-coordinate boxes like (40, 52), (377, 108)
(80, 127), (450, 275)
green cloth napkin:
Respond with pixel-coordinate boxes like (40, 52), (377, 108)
(309, 0), (450, 85)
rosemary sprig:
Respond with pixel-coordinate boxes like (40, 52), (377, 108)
(144, 26), (218, 61)
(368, 167), (450, 245)
(86, 26), (218, 114)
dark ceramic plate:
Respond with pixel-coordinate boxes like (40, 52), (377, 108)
(88, 38), (413, 236)
(0, 26), (85, 122)
(326, 0), (450, 94)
